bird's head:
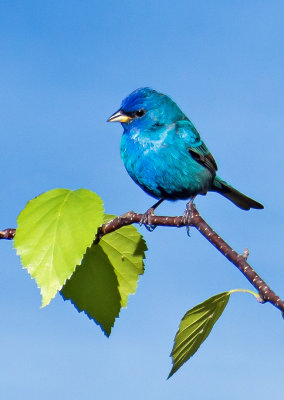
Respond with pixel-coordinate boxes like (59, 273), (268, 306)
(107, 87), (187, 129)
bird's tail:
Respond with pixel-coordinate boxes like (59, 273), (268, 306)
(212, 176), (264, 210)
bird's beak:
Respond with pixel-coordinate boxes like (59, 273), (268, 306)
(107, 109), (132, 123)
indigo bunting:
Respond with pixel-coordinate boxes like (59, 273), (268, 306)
(108, 88), (263, 227)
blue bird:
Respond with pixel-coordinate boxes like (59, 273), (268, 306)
(108, 88), (263, 228)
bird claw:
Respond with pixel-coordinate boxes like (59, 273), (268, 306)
(144, 224), (157, 232)
(140, 207), (157, 231)
(182, 199), (195, 237)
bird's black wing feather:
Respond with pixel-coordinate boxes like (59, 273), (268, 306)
(176, 120), (218, 174)
(188, 142), (218, 174)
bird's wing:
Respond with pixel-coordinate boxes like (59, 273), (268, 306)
(188, 142), (218, 173)
(177, 120), (218, 174)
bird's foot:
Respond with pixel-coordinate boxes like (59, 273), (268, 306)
(140, 207), (156, 232)
(182, 198), (196, 236)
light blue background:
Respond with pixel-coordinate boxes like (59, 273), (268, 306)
(1, 1), (283, 398)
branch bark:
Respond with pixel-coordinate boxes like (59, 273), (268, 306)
(1, 206), (283, 314)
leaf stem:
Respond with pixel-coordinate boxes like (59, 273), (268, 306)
(229, 288), (262, 301)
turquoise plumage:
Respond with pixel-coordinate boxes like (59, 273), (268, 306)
(108, 88), (263, 226)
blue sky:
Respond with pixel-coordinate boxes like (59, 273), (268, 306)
(0, 1), (283, 398)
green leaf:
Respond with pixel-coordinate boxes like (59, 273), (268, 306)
(61, 245), (121, 337)
(14, 188), (104, 307)
(100, 214), (147, 307)
(61, 214), (147, 335)
(169, 292), (230, 378)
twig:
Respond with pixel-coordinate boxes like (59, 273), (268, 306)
(1, 206), (284, 314)
(0, 229), (15, 240)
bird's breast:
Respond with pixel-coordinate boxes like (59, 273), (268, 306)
(120, 128), (213, 200)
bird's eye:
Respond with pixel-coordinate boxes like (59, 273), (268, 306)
(135, 109), (145, 118)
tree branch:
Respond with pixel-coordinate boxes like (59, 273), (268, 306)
(0, 228), (15, 240)
(1, 206), (283, 314)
